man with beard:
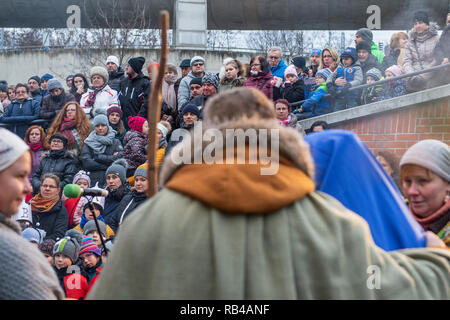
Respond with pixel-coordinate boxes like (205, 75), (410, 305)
(40, 79), (76, 125)
(118, 56), (151, 130)
(106, 55), (125, 92)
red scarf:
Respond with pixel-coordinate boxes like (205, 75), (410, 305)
(411, 200), (450, 231)
(85, 85), (106, 108)
(60, 118), (76, 147)
(27, 142), (42, 151)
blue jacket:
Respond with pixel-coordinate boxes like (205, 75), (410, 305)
(304, 130), (426, 251)
(269, 59), (288, 80)
(0, 97), (40, 139)
(327, 61), (363, 100)
(301, 82), (331, 117)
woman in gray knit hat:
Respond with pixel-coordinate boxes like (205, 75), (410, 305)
(400, 139), (450, 246)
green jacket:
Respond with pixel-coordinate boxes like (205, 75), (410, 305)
(371, 41), (385, 64)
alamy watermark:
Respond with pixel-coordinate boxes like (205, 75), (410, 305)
(367, 265), (381, 290)
(169, 122), (280, 176)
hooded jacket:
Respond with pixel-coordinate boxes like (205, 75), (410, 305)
(32, 200), (68, 241)
(118, 73), (151, 122)
(282, 78), (305, 104)
(0, 97), (40, 139)
(301, 82), (331, 116)
(108, 66), (125, 92)
(109, 190), (147, 233)
(88, 118), (450, 300)
(269, 58), (288, 80)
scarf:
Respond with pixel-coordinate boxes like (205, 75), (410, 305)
(31, 193), (60, 213)
(279, 115), (292, 127)
(60, 118), (77, 147)
(108, 184), (128, 202)
(85, 85), (106, 108)
(162, 79), (177, 110)
(80, 213), (105, 229)
(27, 142), (42, 152)
(84, 127), (117, 154)
(411, 200), (450, 231)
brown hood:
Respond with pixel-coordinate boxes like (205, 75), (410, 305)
(160, 117), (315, 214)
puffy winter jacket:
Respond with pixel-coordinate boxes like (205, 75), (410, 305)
(108, 67), (125, 92)
(0, 97), (40, 139)
(118, 73), (151, 123)
(109, 190), (147, 233)
(31, 149), (79, 193)
(40, 91), (76, 122)
(282, 79), (305, 104)
(123, 130), (148, 171)
(301, 82), (331, 117)
(80, 85), (120, 119)
(32, 200), (68, 241)
(244, 71), (274, 101)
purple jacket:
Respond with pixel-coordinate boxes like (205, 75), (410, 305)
(244, 71), (274, 100)
(29, 148), (44, 183)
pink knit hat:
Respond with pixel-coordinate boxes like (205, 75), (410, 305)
(385, 65), (404, 77)
(284, 65), (298, 78)
(128, 116), (147, 133)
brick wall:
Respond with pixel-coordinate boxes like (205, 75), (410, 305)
(333, 97), (450, 156)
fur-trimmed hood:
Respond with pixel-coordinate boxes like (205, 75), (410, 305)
(409, 22), (440, 42)
(40, 149), (78, 161)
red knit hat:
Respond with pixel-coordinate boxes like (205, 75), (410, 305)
(147, 62), (160, 75)
(128, 116), (147, 133)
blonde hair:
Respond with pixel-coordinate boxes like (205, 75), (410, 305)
(319, 48), (339, 71)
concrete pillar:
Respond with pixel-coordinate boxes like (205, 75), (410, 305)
(173, 0), (207, 49)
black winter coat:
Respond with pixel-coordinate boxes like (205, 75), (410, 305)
(282, 79), (305, 104)
(32, 200), (68, 241)
(118, 73), (151, 124)
(103, 185), (130, 226)
(31, 149), (79, 194)
(108, 67), (125, 92)
(360, 55), (383, 80)
(81, 140), (123, 188)
(109, 190), (147, 233)
(40, 91), (76, 123)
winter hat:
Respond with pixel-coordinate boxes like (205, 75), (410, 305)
(356, 41), (372, 53)
(316, 68), (332, 81)
(101, 239), (114, 254)
(179, 59), (191, 68)
(340, 47), (358, 63)
(284, 65), (298, 78)
(385, 65), (404, 77)
(366, 68), (382, 81)
(0, 81), (7, 93)
(414, 11), (430, 25)
(128, 56), (146, 73)
(190, 77), (203, 87)
(202, 73), (219, 89)
(93, 114), (109, 127)
(182, 103), (201, 117)
(106, 159), (128, 184)
(66, 75), (74, 81)
(46, 79), (63, 92)
(90, 66), (109, 83)
(128, 116), (147, 133)
(83, 220), (107, 238)
(12, 199), (32, 224)
(83, 196), (105, 214)
(79, 236), (102, 257)
(157, 122), (169, 138)
(22, 227), (45, 245)
(167, 63), (178, 76)
(106, 55), (120, 67)
(292, 57), (306, 70)
(73, 170), (91, 187)
(41, 73), (54, 81)
(310, 49), (322, 57)
(356, 28), (374, 42)
(39, 238), (56, 256)
(0, 128), (29, 172)
(400, 140), (450, 182)
(147, 62), (160, 75)
(134, 162), (148, 179)
(28, 76), (41, 85)
(53, 229), (84, 263)
(49, 133), (68, 147)
(107, 106), (123, 118)
(190, 56), (205, 67)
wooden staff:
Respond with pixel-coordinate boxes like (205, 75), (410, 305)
(147, 10), (169, 198)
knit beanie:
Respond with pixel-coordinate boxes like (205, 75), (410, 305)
(356, 28), (374, 42)
(41, 73), (54, 81)
(39, 238), (56, 256)
(400, 140), (450, 182)
(147, 62), (160, 75)
(79, 236), (102, 257)
(49, 133), (68, 147)
(182, 103), (201, 117)
(0, 81), (7, 93)
(83, 196), (105, 214)
(22, 227), (45, 245)
(284, 65), (298, 78)
(310, 49), (322, 57)
(90, 66), (109, 83)
(414, 11), (430, 25)
(83, 220), (107, 238)
(316, 68), (332, 81)
(341, 47), (358, 63)
(292, 57), (306, 70)
(47, 79), (63, 92)
(179, 59), (191, 68)
(128, 116), (147, 133)
(28, 76), (41, 85)
(0, 128), (29, 172)
(190, 56), (205, 67)
(107, 106), (123, 118)
(73, 170), (91, 187)
(385, 65), (404, 77)
(157, 122), (169, 139)
(202, 73), (219, 89)
(356, 41), (372, 53)
(12, 199), (33, 224)
(53, 229), (84, 263)
(128, 57), (146, 73)
(93, 114), (109, 127)
(366, 68), (382, 81)
(134, 162), (148, 179)
(106, 159), (128, 184)
(106, 55), (120, 67)
(190, 77), (203, 87)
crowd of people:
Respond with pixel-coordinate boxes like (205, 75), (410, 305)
(0, 10), (448, 300)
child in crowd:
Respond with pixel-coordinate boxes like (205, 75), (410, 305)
(39, 238), (56, 265)
(282, 65), (305, 104)
(107, 107), (127, 145)
(360, 68), (384, 105)
(123, 116), (148, 177)
(83, 219), (108, 247)
(156, 121), (172, 168)
(382, 65), (407, 99)
(101, 239), (114, 265)
(73, 197), (115, 240)
(298, 68), (332, 118)
(52, 229), (89, 299)
(63, 170), (91, 229)
(79, 236), (103, 290)
(327, 47), (363, 111)
(22, 227), (45, 247)
(12, 199), (33, 231)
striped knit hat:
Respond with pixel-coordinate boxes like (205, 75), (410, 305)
(79, 236), (102, 257)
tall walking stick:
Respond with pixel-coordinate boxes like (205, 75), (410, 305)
(147, 11), (169, 198)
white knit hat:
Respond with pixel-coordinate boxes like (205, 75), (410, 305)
(106, 55), (120, 67)
(0, 128), (29, 172)
(157, 123), (169, 138)
(400, 140), (450, 182)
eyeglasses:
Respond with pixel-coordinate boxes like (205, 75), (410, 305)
(41, 184), (58, 189)
(192, 63), (204, 67)
(269, 56), (280, 60)
(51, 140), (63, 144)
